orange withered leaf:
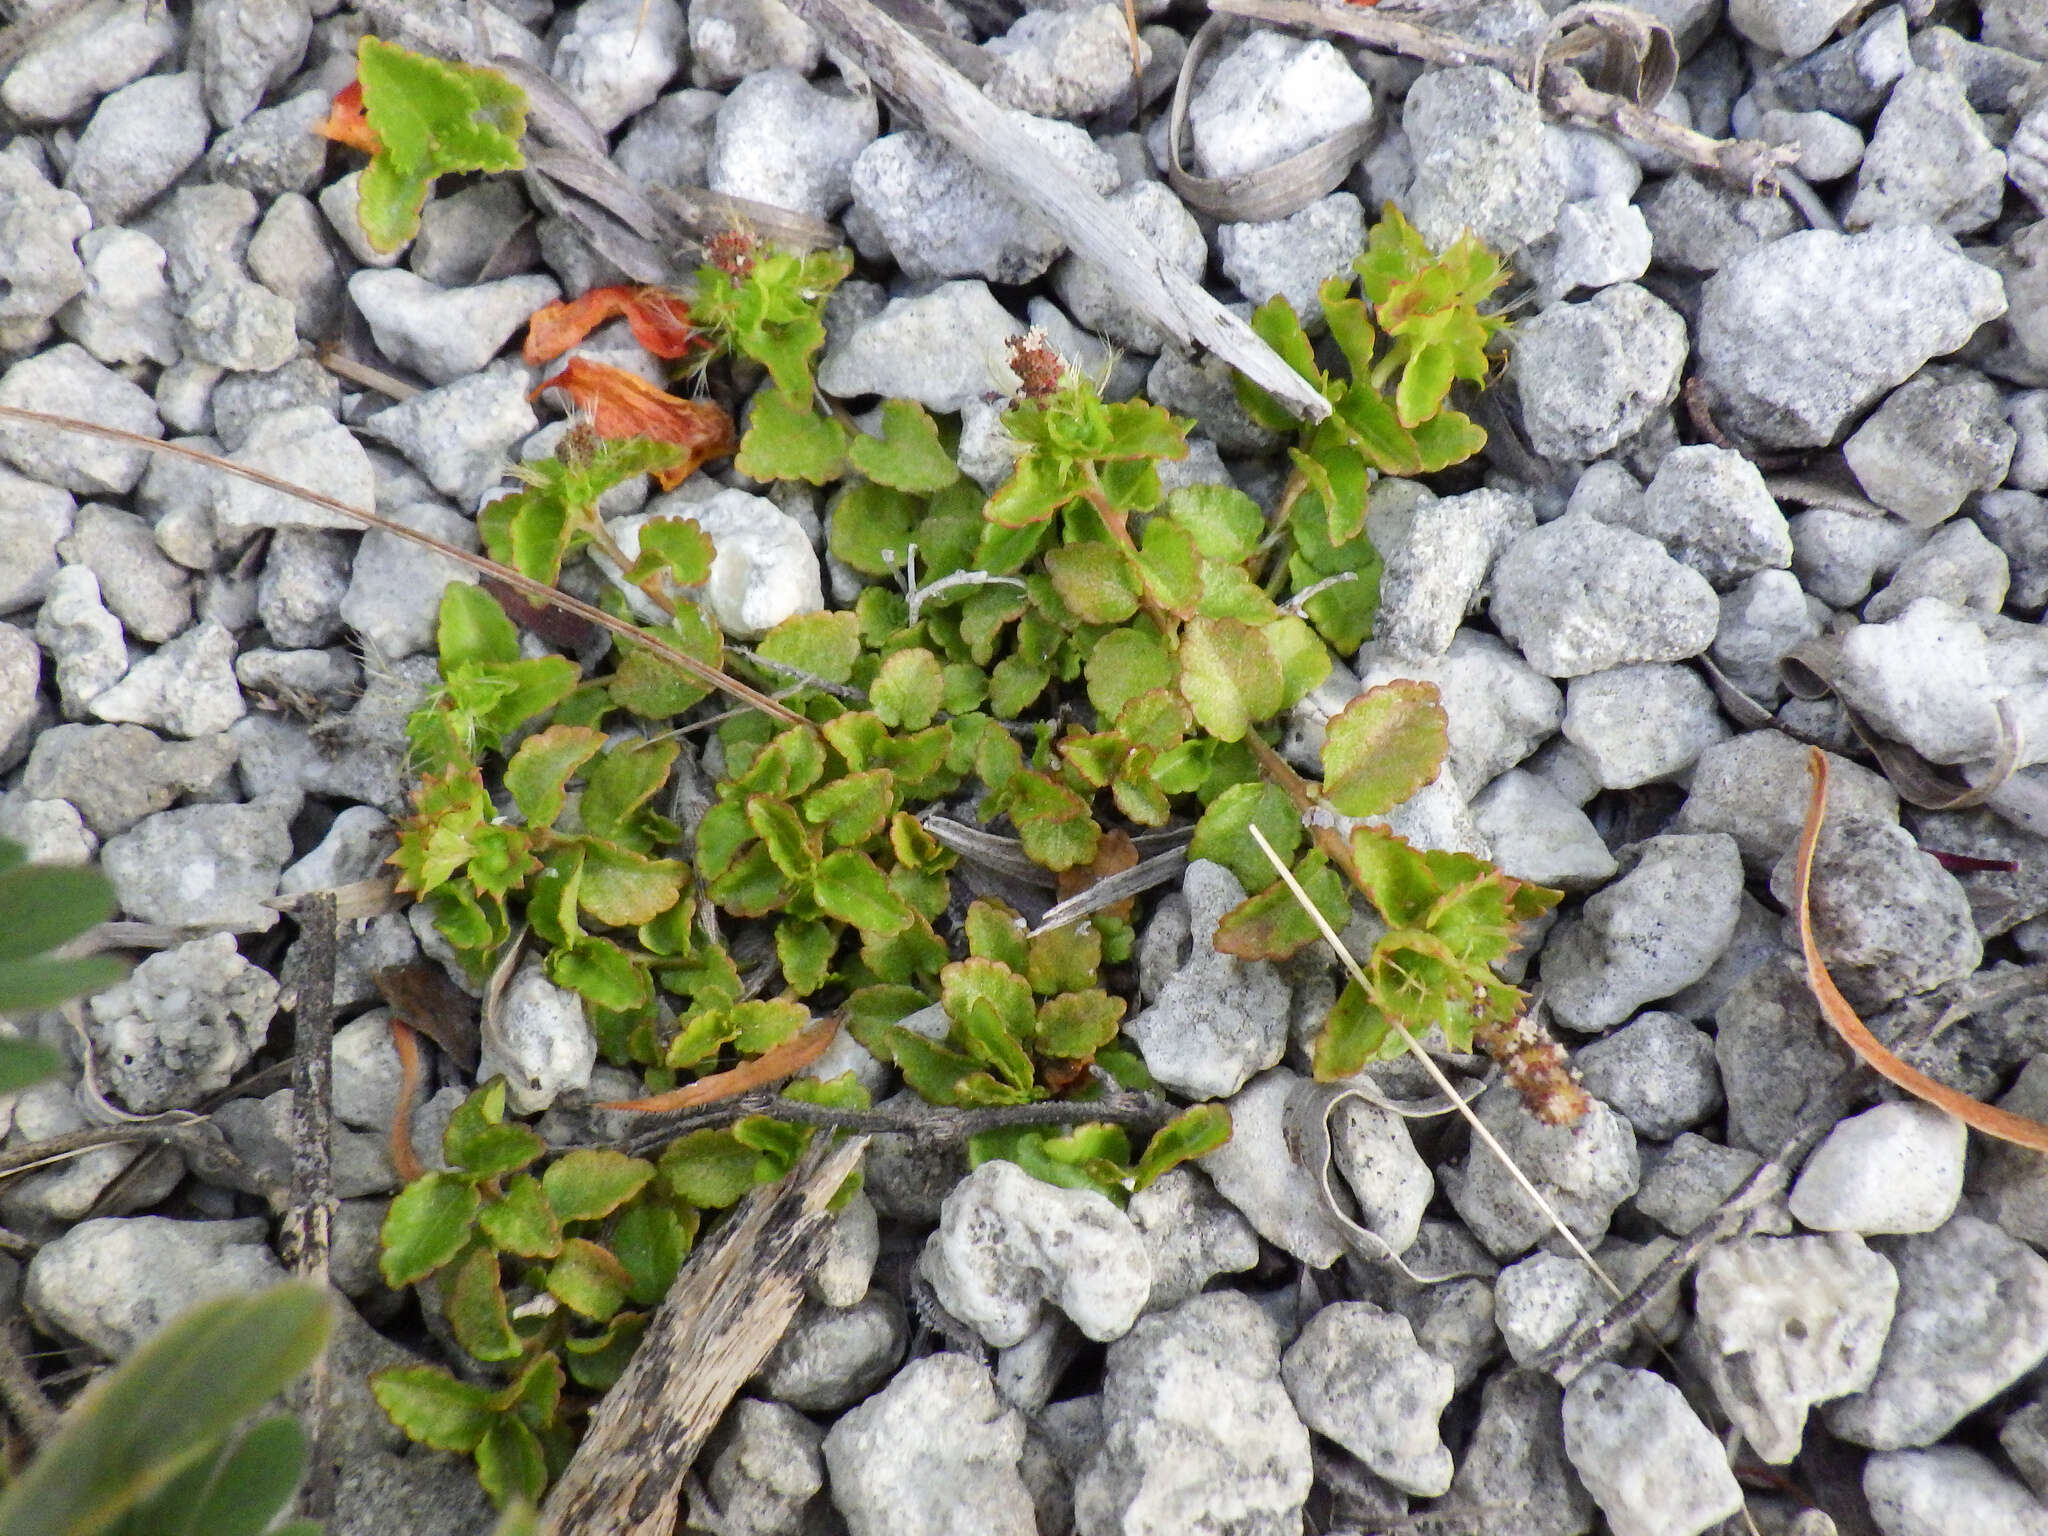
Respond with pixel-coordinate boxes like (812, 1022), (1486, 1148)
(523, 285), (698, 365)
(313, 79), (381, 155)
(530, 357), (736, 489)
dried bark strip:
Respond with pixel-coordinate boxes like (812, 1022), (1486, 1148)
(282, 892), (339, 1522)
(777, 0), (1335, 423)
(539, 1132), (870, 1536)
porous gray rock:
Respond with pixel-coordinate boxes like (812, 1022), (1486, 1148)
(1125, 860), (1290, 1100)
(614, 488), (823, 641)
(688, 0), (820, 87)
(340, 501), (479, 659)
(1187, 30), (1373, 181)
(203, 88), (333, 200)
(1489, 517), (1719, 677)
(100, 798), (294, 932)
(249, 192), (345, 340)
(755, 1293), (907, 1410)
(88, 620), (245, 739)
(1768, 811), (1981, 1010)
(85, 933), (281, 1113)
(0, 469), (75, 616)
(191, 0), (311, 129)
(695, 1397), (826, 1536)
(1867, 1446), (2048, 1536)
(1402, 66), (1563, 254)
(25, 1215), (286, 1357)
(1826, 1214), (2048, 1449)
(920, 1159), (1151, 1347)
(0, 623), (41, 772)
(1560, 663), (1730, 789)
(1574, 1012), (1723, 1141)
(1053, 182), (1206, 353)
(819, 281), (1023, 413)
(1677, 731), (1898, 875)
(258, 530), (353, 649)
(708, 70), (877, 223)
(1199, 1069), (1353, 1267)
(1788, 1102), (1967, 1235)
(1469, 769), (1618, 890)
(1215, 193), (1368, 330)
(0, 344), (160, 496)
(986, 4), (1147, 120)
(1561, 1364), (1742, 1536)
(479, 960), (595, 1114)
(1694, 227), (2005, 449)
(1970, 1056), (2048, 1249)
(1635, 1133), (1763, 1236)
(849, 122), (1118, 285)
(177, 273), (299, 374)
(615, 90), (722, 191)
(358, 361), (538, 505)
(1523, 193), (1652, 300)
(1833, 599), (2048, 772)
(550, 0), (685, 133)
(1693, 1232), (1897, 1464)
(1441, 1084), (1639, 1258)
(1126, 1167), (1259, 1312)
(1639, 170), (1801, 275)
(217, 406), (374, 537)
(1281, 1303), (1454, 1495)
(1073, 1292), (1312, 1536)
(1505, 284), (1687, 460)
(59, 503), (189, 643)
(0, 0), (177, 124)
(1728, 0), (1861, 57)
(1440, 1370), (1595, 1536)
(347, 270), (562, 387)
(1712, 569), (1828, 704)
(1544, 834), (1746, 1033)
(57, 228), (180, 368)
(34, 564), (126, 716)
(1844, 68), (2005, 234)
(1613, 444), (1794, 589)
(1369, 486), (1535, 661)
(824, 1354), (1035, 1536)
(1843, 367), (2015, 527)
(63, 72), (210, 225)
(1715, 955), (1853, 1153)
(18, 722), (236, 838)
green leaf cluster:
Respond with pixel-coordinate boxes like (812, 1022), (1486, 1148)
(354, 37), (526, 253)
(0, 1284), (331, 1536)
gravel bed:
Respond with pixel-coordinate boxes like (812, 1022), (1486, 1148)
(5, 0), (2048, 1534)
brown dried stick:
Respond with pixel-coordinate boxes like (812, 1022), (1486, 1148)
(776, 0), (1334, 423)
(539, 1132), (869, 1536)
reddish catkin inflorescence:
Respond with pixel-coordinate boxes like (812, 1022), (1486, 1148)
(704, 228), (759, 279)
(1473, 1010), (1591, 1126)
(1007, 328), (1065, 401)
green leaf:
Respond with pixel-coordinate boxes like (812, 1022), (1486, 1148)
(1177, 616), (1283, 743)
(859, 1022), (1035, 1106)
(661, 1129), (767, 1207)
(447, 1243), (521, 1362)
(968, 1124), (1130, 1201)
(548, 935), (651, 1011)
(0, 954), (126, 1015)
(370, 1366), (497, 1454)
(1321, 680), (1448, 819)
(964, 901), (1030, 974)
(1002, 770), (1099, 873)
(988, 654), (1052, 719)
(613, 1201), (694, 1304)
(0, 860), (117, 963)
(1084, 627), (1173, 720)
(580, 737), (679, 844)
(1313, 976), (1396, 1078)
(437, 583), (520, 674)
(732, 998), (810, 1053)
(1165, 484), (1264, 564)
(547, 1237), (633, 1322)
(380, 1171), (482, 1287)
(577, 841), (688, 928)
(813, 849), (914, 935)
(1212, 854), (1350, 961)
(871, 647), (945, 730)
(1190, 781), (1302, 894)
(355, 37), (526, 253)
(476, 1417), (548, 1511)
(1135, 517), (1202, 616)
(445, 1103), (546, 1181)
(0, 1285), (331, 1536)
(1132, 1104), (1232, 1190)
(626, 516), (717, 588)
(737, 385), (850, 485)
(826, 484), (924, 577)
(1027, 920), (1101, 995)
(543, 1149), (655, 1223)
(0, 1036), (63, 1093)
(851, 399), (960, 492)
(986, 452), (1077, 528)
(477, 1173), (563, 1259)
(748, 795), (817, 882)
(757, 609), (862, 685)
(503, 725), (604, 830)
(149, 1413), (307, 1536)
(776, 915), (836, 995)
(564, 1310), (650, 1392)
(607, 606), (723, 719)
(1034, 989), (1124, 1059)
(1264, 615), (1332, 707)
(802, 769), (893, 848)
(1044, 542), (1141, 625)
(1195, 561), (1279, 624)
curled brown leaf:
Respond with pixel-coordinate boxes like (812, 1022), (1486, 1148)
(598, 1011), (844, 1114)
(1798, 747), (2048, 1153)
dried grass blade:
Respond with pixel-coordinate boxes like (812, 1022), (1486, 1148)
(598, 1012), (844, 1113)
(0, 405), (804, 726)
(1798, 748), (2048, 1153)
(386, 1019), (427, 1183)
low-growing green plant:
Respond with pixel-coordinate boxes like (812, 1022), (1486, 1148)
(0, 837), (127, 1090)
(379, 208), (1578, 1502)
(0, 1284), (331, 1536)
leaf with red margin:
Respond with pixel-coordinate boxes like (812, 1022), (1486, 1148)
(314, 80), (381, 154)
(531, 358), (736, 489)
(524, 286), (698, 366)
